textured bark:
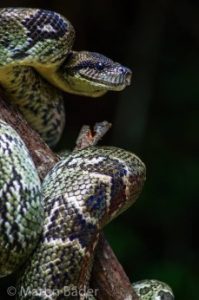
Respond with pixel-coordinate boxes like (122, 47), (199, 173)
(91, 234), (139, 300)
(0, 93), (138, 300)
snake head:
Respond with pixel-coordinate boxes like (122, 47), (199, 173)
(60, 51), (132, 97)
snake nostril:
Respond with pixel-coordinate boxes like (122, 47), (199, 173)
(118, 67), (132, 84)
(125, 71), (132, 85)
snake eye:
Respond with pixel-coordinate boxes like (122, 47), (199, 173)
(96, 62), (105, 71)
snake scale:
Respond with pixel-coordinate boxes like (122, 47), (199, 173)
(0, 8), (174, 300)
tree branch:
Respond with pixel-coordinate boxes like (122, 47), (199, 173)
(0, 93), (138, 300)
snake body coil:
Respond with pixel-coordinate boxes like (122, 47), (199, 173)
(0, 120), (174, 300)
(17, 146), (146, 299)
(0, 120), (42, 277)
(0, 8), (174, 300)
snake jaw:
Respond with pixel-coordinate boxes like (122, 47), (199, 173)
(78, 66), (132, 91)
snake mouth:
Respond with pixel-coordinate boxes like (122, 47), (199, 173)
(79, 68), (132, 91)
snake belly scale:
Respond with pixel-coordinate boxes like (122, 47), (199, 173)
(0, 8), (174, 300)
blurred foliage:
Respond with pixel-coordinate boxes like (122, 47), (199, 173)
(0, 0), (198, 299)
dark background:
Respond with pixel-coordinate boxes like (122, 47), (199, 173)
(0, 1), (198, 299)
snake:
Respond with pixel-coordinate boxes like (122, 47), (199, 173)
(0, 8), (174, 300)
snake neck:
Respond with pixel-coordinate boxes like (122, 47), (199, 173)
(36, 61), (108, 98)
(0, 65), (65, 147)
(36, 50), (132, 98)
(0, 52), (131, 98)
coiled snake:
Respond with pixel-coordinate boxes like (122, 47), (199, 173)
(0, 8), (174, 300)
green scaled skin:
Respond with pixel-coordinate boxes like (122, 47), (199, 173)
(0, 120), (43, 277)
(133, 279), (175, 300)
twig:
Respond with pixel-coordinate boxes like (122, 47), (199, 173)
(75, 121), (112, 150)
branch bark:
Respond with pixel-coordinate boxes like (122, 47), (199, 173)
(0, 93), (138, 300)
